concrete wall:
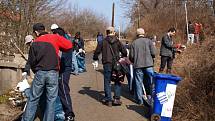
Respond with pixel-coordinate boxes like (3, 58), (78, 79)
(0, 54), (26, 95)
(0, 67), (22, 94)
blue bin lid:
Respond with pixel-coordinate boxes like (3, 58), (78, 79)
(154, 73), (182, 82)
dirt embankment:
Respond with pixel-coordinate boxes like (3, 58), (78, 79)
(172, 37), (215, 121)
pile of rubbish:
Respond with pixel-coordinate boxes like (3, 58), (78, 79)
(8, 72), (30, 108)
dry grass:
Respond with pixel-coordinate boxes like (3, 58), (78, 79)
(84, 40), (97, 53)
(172, 37), (215, 121)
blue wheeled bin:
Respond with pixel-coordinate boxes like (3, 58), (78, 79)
(151, 73), (182, 121)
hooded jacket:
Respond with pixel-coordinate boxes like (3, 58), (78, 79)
(93, 35), (127, 64)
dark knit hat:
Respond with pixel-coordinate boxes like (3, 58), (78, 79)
(33, 23), (45, 32)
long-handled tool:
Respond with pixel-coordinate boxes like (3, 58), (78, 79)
(10, 39), (28, 61)
(92, 61), (100, 101)
(142, 82), (151, 106)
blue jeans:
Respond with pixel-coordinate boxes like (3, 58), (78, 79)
(134, 67), (154, 104)
(24, 89), (64, 121)
(77, 54), (86, 73)
(103, 64), (121, 101)
(22, 70), (59, 121)
(72, 51), (79, 74)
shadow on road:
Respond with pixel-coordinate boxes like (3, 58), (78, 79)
(78, 87), (104, 102)
(95, 69), (103, 75)
(120, 84), (136, 103)
(126, 104), (151, 119)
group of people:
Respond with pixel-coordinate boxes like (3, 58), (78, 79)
(93, 26), (183, 109)
(21, 23), (86, 121)
(186, 21), (203, 44)
(21, 22), (183, 120)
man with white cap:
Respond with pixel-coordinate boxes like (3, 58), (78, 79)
(129, 28), (156, 106)
(25, 35), (34, 45)
(51, 23), (59, 30)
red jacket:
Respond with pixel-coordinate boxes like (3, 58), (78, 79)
(194, 23), (202, 34)
(28, 33), (73, 73)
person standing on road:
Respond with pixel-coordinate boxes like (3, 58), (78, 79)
(73, 32), (86, 73)
(22, 34), (65, 121)
(21, 23), (73, 121)
(51, 26), (76, 121)
(93, 26), (127, 106)
(129, 28), (156, 105)
(96, 32), (104, 45)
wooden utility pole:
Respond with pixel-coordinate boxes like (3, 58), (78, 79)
(185, 1), (189, 42)
(137, 1), (140, 28)
(112, 2), (115, 27)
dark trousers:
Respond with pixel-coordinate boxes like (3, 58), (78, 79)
(59, 71), (75, 117)
(159, 56), (173, 71)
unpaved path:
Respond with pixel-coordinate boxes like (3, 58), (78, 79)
(71, 53), (149, 121)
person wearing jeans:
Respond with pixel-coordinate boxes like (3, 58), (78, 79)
(103, 64), (122, 103)
(22, 23), (72, 121)
(71, 51), (79, 75)
(23, 34), (65, 121)
(129, 28), (156, 106)
(134, 67), (154, 105)
(93, 26), (127, 106)
(22, 70), (58, 121)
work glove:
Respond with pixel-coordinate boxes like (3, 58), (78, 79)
(79, 48), (83, 53)
(22, 72), (27, 77)
(92, 60), (98, 69)
(22, 72), (27, 79)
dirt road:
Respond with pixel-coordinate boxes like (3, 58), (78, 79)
(71, 53), (149, 121)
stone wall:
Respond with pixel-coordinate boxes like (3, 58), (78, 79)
(0, 54), (26, 95)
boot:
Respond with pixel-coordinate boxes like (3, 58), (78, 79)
(166, 69), (171, 74)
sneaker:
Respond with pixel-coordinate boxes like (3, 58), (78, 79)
(112, 99), (122, 106)
(65, 116), (75, 121)
(101, 99), (112, 107)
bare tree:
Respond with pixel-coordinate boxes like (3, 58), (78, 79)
(122, 0), (213, 41)
(0, 0), (68, 53)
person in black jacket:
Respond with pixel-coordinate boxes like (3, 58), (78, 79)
(21, 23), (72, 121)
(159, 27), (177, 74)
(51, 27), (75, 121)
(93, 26), (127, 106)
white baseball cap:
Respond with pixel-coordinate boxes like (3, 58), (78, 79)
(51, 24), (59, 30)
(25, 35), (34, 45)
